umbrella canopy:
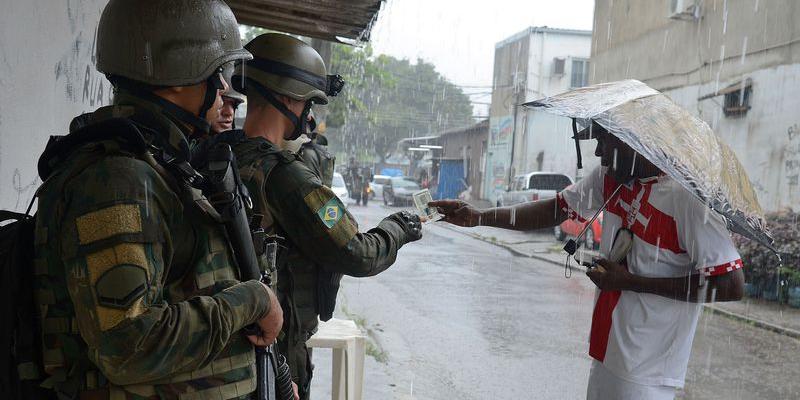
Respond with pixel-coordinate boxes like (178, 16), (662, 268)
(524, 79), (776, 253)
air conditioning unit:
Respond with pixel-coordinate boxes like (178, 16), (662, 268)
(553, 58), (565, 76)
(669, 0), (700, 20)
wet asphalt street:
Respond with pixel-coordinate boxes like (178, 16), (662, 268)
(309, 202), (800, 400)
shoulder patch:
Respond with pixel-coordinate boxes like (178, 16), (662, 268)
(316, 197), (344, 229)
(76, 203), (142, 245)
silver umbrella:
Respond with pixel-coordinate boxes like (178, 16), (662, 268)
(524, 79), (776, 253)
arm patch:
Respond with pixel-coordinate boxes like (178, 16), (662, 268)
(85, 243), (150, 331)
(304, 188), (358, 247)
(76, 203), (142, 245)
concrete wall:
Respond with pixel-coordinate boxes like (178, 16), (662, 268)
(0, 0), (110, 211)
(591, 0), (800, 211)
(485, 33), (530, 201)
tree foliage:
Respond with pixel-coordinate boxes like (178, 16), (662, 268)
(325, 44), (474, 163)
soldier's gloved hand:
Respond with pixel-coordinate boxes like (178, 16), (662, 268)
(247, 283), (283, 347)
(386, 211), (423, 242)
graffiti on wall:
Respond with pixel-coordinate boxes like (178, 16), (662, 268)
(54, 0), (111, 107)
(784, 123), (800, 209)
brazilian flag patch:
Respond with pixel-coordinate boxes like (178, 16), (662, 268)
(317, 197), (344, 229)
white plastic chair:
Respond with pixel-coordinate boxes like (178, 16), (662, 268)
(306, 318), (366, 400)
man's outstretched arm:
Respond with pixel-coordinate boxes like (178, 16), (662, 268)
(429, 198), (568, 231)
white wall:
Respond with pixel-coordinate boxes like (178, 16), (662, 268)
(525, 32), (592, 101)
(666, 64), (800, 212)
(0, 0), (110, 211)
(514, 31), (592, 178)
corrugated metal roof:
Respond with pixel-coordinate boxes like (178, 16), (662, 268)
(228, 0), (384, 43)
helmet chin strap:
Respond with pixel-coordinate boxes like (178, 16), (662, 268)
(245, 77), (311, 141)
(113, 75), (216, 137)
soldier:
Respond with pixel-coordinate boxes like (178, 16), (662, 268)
(229, 33), (423, 400)
(33, 1), (287, 399)
(211, 65), (247, 134)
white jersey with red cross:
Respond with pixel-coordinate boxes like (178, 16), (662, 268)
(556, 166), (742, 388)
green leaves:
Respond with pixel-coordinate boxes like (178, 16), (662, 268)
(326, 44), (473, 163)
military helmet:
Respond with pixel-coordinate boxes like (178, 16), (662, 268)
(96, 0), (252, 87)
(234, 33), (334, 104)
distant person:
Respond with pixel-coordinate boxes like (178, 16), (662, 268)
(431, 121), (744, 400)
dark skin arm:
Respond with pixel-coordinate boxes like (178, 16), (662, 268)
(429, 198), (568, 231)
(588, 258), (745, 302)
(431, 199), (744, 303)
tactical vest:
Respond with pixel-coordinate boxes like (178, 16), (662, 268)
(33, 117), (256, 399)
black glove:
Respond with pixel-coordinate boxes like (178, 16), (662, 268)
(386, 211), (423, 242)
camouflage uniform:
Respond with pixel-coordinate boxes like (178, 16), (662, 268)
(233, 137), (419, 399)
(230, 33), (422, 399)
(33, 92), (271, 399)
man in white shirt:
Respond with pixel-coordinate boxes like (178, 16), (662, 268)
(431, 121), (744, 400)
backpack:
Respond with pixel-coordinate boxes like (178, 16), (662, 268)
(0, 207), (53, 399)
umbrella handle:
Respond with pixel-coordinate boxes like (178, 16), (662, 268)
(572, 119), (583, 170)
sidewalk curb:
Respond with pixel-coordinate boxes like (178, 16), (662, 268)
(703, 305), (800, 340)
(439, 223), (800, 340)
(436, 224), (588, 274)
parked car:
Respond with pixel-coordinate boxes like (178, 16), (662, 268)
(369, 174), (391, 199)
(496, 172), (574, 206)
(331, 172), (353, 205)
(383, 177), (420, 206)
(554, 212), (603, 250)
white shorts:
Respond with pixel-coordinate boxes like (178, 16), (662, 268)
(586, 360), (676, 400)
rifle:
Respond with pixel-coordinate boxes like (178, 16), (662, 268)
(204, 143), (294, 400)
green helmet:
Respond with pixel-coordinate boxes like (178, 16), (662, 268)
(96, 0), (252, 87)
(234, 33), (335, 105)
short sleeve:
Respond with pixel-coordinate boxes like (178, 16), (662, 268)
(556, 166), (606, 222)
(674, 189), (743, 276)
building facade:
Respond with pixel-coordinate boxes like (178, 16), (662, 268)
(485, 27), (595, 202)
(591, 0), (800, 212)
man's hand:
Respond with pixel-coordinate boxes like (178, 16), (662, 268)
(586, 259), (633, 291)
(247, 283), (283, 347)
(428, 200), (481, 227)
(291, 382), (299, 400)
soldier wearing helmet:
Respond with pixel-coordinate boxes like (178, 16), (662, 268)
(211, 64), (247, 134)
(228, 33), (423, 399)
(32, 1), (286, 399)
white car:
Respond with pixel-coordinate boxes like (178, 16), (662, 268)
(496, 172), (573, 207)
(331, 172), (353, 204)
(369, 174), (391, 199)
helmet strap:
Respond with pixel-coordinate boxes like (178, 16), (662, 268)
(196, 73), (225, 137)
(245, 77), (311, 141)
(114, 76), (213, 137)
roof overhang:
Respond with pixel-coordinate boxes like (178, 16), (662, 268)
(228, 0), (385, 43)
